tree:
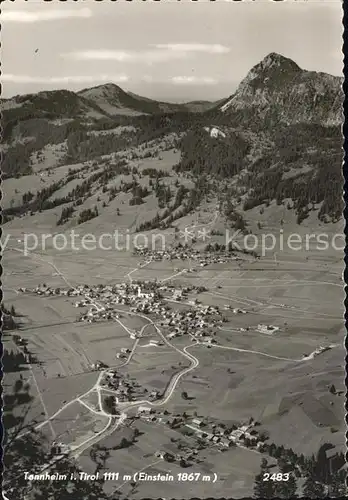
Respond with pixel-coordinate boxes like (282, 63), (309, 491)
(329, 384), (336, 395)
(329, 471), (348, 497)
(259, 430), (270, 442)
(260, 458), (268, 469)
(274, 475), (298, 498)
(119, 437), (130, 448)
(181, 391), (188, 400)
(302, 475), (326, 498)
(253, 472), (275, 498)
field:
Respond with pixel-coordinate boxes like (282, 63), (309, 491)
(4, 231), (345, 495)
(77, 418), (271, 498)
(3, 151), (345, 498)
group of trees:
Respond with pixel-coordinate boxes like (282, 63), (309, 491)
(142, 167), (166, 178)
(3, 378), (111, 500)
(254, 441), (347, 498)
(135, 183), (204, 233)
(253, 458), (298, 499)
(57, 206), (74, 226)
(66, 128), (134, 162)
(2, 350), (27, 372)
(242, 123), (343, 222)
(4, 159), (132, 225)
(77, 206), (99, 225)
(154, 182), (172, 209)
(173, 127), (250, 179)
(3, 110), (83, 178)
(129, 184), (150, 206)
(2, 304), (18, 316)
(3, 179), (67, 219)
(102, 395), (117, 415)
(1, 304), (18, 330)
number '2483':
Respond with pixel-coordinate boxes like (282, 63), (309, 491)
(263, 473), (290, 482)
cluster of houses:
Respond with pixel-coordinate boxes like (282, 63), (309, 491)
(133, 246), (237, 268)
(159, 303), (223, 342)
(99, 369), (161, 403)
(23, 281), (226, 345)
(136, 407), (265, 457)
(183, 418), (261, 449)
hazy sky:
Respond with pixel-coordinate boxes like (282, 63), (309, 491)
(2, 0), (343, 102)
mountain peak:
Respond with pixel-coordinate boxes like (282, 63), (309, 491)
(219, 52), (342, 126)
(259, 52), (301, 71)
(78, 82), (125, 98)
(247, 53), (301, 84)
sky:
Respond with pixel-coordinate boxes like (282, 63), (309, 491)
(2, 0), (343, 102)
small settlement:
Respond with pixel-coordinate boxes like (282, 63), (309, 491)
(133, 246), (239, 267)
(22, 281), (226, 344)
(132, 406), (267, 464)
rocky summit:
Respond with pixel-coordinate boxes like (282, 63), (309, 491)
(219, 52), (343, 126)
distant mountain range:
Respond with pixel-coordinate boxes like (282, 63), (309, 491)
(1, 52), (342, 126)
(0, 82), (217, 124)
(1, 52), (343, 225)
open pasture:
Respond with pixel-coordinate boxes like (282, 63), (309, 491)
(93, 422), (265, 499)
(21, 320), (136, 377)
(194, 266), (341, 312)
(1, 161), (83, 210)
(117, 348), (189, 393)
(216, 327), (338, 359)
(3, 250), (67, 292)
(162, 343), (345, 454)
(33, 370), (98, 417)
(50, 400), (108, 447)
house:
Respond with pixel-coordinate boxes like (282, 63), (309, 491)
(220, 437), (232, 448)
(173, 289), (183, 300)
(230, 429), (245, 440)
(192, 418), (203, 427)
(215, 426), (226, 435)
(244, 431), (257, 442)
(167, 417), (181, 428)
(137, 406), (152, 415)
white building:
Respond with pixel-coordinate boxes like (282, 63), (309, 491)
(138, 406), (152, 414)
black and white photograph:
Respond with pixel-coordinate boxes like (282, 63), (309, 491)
(1, 0), (346, 499)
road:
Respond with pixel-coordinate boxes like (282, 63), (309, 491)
(13, 241), (323, 448)
(7, 208), (334, 468)
(11, 246), (200, 457)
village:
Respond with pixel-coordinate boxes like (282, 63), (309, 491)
(131, 405), (267, 466)
(133, 245), (240, 267)
(98, 368), (162, 404)
(19, 280), (227, 345)
(91, 366), (268, 468)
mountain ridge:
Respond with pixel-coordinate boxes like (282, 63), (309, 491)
(218, 52), (342, 126)
(1, 52), (342, 126)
